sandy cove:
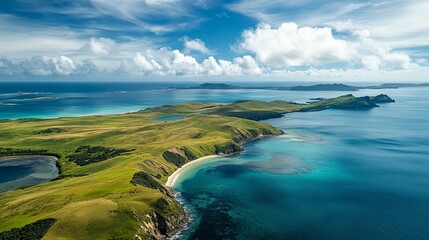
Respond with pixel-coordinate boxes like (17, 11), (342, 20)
(165, 155), (220, 187)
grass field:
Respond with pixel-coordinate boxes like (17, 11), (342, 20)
(0, 95), (391, 239)
(0, 102), (281, 239)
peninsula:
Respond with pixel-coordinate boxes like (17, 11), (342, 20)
(0, 94), (394, 239)
(178, 82), (429, 91)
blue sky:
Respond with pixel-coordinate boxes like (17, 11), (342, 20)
(0, 0), (428, 82)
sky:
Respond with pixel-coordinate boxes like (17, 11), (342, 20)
(0, 0), (428, 82)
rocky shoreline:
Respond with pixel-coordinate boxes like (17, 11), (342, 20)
(157, 131), (283, 239)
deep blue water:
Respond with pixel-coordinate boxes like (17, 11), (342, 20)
(0, 82), (382, 120)
(0, 82), (428, 239)
(171, 87), (429, 240)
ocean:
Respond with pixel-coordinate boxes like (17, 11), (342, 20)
(0, 82), (428, 239)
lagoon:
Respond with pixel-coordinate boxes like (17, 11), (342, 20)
(0, 156), (59, 193)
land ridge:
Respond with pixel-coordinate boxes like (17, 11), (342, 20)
(0, 94), (394, 239)
(174, 82), (429, 91)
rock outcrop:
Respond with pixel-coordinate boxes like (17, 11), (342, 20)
(371, 94), (395, 103)
(139, 198), (186, 240)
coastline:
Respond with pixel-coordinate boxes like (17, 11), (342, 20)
(165, 155), (219, 187)
(165, 134), (279, 188)
(0, 154), (59, 163)
(0, 155), (60, 194)
(164, 134), (281, 238)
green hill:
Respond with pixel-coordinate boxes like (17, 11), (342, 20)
(0, 94), (394, 239)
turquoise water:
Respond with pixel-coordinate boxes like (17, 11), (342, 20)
(0, 83), (428, 239)
(0, 156), (59, 193)
(173, 87), (429, 239)
(0, 82), (383, 120)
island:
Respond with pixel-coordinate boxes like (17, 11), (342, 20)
(178, 82), (429, 91)
(0, 94), (394, 240)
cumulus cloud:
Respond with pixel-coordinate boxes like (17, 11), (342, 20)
(131, 48), (200, 75)
(200, 55), (261, 75)
(240, 22), (417, 70)
(228, 0), (429, 49)
(1, 49), (262, 78)
(352, 30), (417, 70)
(0, 57), (18, 76)
(240, 23), (355, 67)
(0, 56), (98, 76)
(182, 37), (211, 54)
(21, 56), (77, 76)
(87, 37), (117, 56)
(120, 48), (261, 76)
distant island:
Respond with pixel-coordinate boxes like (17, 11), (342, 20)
(176, 82), (429, 91)
(0, 94), (394, 239)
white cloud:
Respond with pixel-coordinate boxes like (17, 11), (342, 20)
(122, 48), (261, 76)
(0, 15), (88, 59)
(268, 67), (429, 83)
(87, 37), (117, 56)
(133, 52), (161, 72)
(353, 30), (417, 71)
(0, 14), (164, 71)
(182, 37), (211, 54)
(227, 0), (429, 49)
(233, 55), (262, 75)
(239, 22), (417, 70)
(0, 57), (19, 76)
(87, 0), (204, 34)
(240, 22), (355, 67)
(24, 56), (77, 76)
(0, 56), (98, 76)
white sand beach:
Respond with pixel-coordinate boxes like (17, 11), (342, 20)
(165, 155), (219, 187)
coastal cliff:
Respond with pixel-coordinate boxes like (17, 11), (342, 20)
(162, 126), (279, 167)
(157, 126), (281, 239)
(138, 198), (187, 239)
(0, 95), (393, 240)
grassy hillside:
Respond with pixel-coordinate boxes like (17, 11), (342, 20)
(0, 94), (393, 239)
(0, 102), (281, 240)
(209, 94), (391, 120)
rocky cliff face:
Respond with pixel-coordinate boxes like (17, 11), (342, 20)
(162, 147), (196, 167)
(162, 126), (281, 168)
(139, 207), (186, 240)
(146, 126), (282, 239)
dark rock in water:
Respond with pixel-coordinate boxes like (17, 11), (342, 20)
(0, 218), (56, 240)
(185, 192), (238, 240)
(371, 94), (395, 103)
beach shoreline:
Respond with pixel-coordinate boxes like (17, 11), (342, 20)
(165, 134), (279, 188)
(165, 155), (219, 187)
